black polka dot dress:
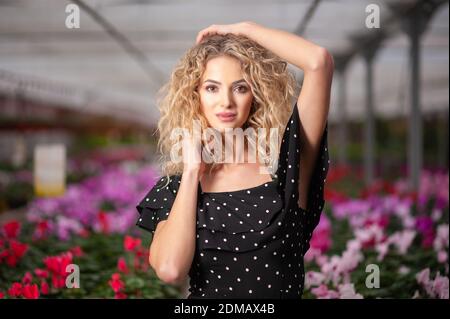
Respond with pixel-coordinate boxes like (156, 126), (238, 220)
(136, 102), (330, 299)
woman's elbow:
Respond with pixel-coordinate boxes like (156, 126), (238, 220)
(157, 268), (182, 285)
(152, 261), (185, 285)
(310, 47), (334, 73)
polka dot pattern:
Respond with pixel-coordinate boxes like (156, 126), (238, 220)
(136, 101), (330, 299)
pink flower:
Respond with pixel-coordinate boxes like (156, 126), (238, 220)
(311, 284), (339, 299)
(415, 216), (435, 248)
(305, 271), (326, 289)
(416, 268), (449, 299)
(310, 215), (332, 253)
(375, 241), (390, 261)
(433, 224), (449, 253)
(338, 283), (363, 299)
(304, 248), (322, 263)
(433, 275), (449, 299)
(390, 230), (416, 255)
(437, 251), (448, 263)
(416, 268), (430, 286)
(355, 224), (386, 249)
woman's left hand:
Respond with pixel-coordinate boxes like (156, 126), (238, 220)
(195, 21), (256, 44)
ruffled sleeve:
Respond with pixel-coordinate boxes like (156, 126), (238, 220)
(275, 101), (330, 254)
(135, 175), (181, 233)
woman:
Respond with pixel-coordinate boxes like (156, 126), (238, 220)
(136, 21), (333, 299)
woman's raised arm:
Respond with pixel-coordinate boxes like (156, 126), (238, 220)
(196, 21), (334, 210)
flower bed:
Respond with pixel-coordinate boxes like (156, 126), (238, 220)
(0, 164), (448, 299)
(303, 170), (449, 298)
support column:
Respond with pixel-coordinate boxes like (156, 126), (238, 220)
(407, 9), (423, 192)
(334, 55), (352, 168)
(336, 67), (349, 166)
(392, 0), (446, 191)
(361, 40), (382, 187)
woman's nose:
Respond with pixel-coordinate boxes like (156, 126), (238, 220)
(220, 90), (233, 107)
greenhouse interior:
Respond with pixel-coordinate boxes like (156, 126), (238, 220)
(0, 0), (448, 300)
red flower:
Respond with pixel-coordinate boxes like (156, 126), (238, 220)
(124, 235), (141, 252)
(5, 253), (18, 267)
(33, 220), (51, 240)
(8, 282), (22, 297)
(22, 271), (33, 284)
(78, 228), (90, 238)
(35, 268), (49, 279)
(363, 215), (390, 230)
(10, 240), (28, 258)
(0, 291), (4, 299)
(3, 220), (20, 239)
(70, 246), (84, 257)
(44, 251), (74, 289)
(108, 273), (125, 293)
(44, 252), (73, 277)
(22, 284), (39, 299)
(114, 292), (127, 299)
(0, 239), (28, 267)
(97, 211), (110, 234)
(310, 229), (332, 253)
(111, 273), (121, 281)
(51, 274), (66, 289)
(117, 257), (129, 274)
(40, 281), (49, 295)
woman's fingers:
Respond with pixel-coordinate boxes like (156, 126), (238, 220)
(195, 22), (253, 44)
(196, 25), (217, 44)
(195, 24), (238, 44)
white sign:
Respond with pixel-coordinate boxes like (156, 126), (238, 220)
(34, 144), (66, 196)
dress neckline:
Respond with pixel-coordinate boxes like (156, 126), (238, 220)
(198, 174), (277, 195)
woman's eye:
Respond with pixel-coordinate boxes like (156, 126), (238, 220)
(235, 86), (248, 93)
(205, 86), (217, 92)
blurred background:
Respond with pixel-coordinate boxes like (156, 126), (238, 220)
(0, 0), (448, 299)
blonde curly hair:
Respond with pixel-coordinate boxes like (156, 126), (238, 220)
(153, 33), (297, 188)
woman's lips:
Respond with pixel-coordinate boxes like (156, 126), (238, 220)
(216, 113), (237, 122)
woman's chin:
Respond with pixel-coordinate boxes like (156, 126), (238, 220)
(212, 122), (241, 133)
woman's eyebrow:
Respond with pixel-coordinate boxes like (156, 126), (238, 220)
(204, 79), (247, 85)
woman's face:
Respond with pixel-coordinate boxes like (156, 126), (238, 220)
(198, 55), (254, 133)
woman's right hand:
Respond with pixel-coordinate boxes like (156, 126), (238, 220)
(182, 133), (214, 177)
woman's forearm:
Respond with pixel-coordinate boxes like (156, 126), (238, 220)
(149, 169), (200, 285)
(241, 22), (332, 72)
